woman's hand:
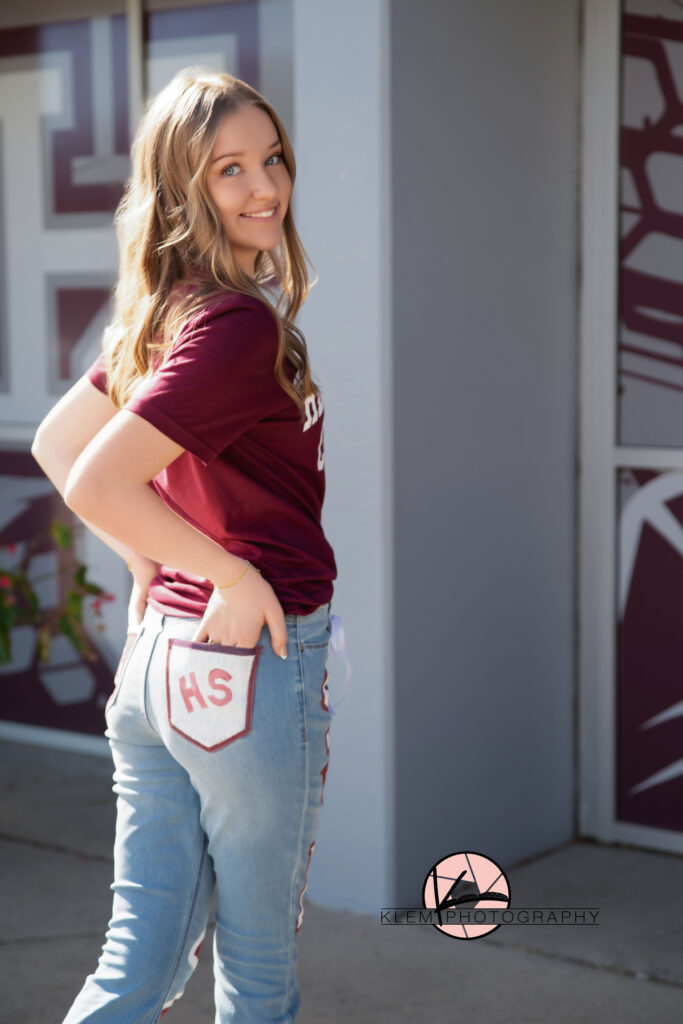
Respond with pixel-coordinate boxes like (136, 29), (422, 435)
(191, 564), (289, 658)
(126, 553), (160, 632)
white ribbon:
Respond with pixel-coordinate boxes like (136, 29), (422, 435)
(327, 613), (351, 714)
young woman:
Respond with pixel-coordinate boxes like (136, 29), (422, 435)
(32, 67), (337, 1023)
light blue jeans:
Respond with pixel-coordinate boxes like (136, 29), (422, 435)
(63, 600), (333, 1024)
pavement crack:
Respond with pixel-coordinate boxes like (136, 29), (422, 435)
(0, 932), (105, 947)
(0, 832), (112, 864)
(485, 938), (683, 990)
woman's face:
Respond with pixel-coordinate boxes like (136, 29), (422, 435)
(205, 104), (292, 276)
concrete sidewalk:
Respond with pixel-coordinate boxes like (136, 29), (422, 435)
(1, 737), (682, 1023)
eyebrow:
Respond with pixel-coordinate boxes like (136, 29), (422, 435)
(212, 139), (281, 163)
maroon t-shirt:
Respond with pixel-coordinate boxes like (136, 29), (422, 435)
(85, 290), (336, 617)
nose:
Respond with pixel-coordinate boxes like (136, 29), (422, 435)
(250, 165), (279, 199)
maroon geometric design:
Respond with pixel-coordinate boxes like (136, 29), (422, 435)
(56, 287), (112, 381)
(146, 2), (259, 87)
(0, 3), (262, 736)
(0, 18), (129, 216)
(618, 11), (683, 396)
(617, 467), (683, 832)
(0, 448), (115, 736)
(0, 3), (259, 219)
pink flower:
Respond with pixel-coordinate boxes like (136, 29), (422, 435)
(0, 574), (10, 588)
(6, 543), (16, 555)
(92, 598), (103, 612)
(103, 593), (116, 603)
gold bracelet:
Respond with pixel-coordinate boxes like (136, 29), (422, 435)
(215, 560), (255, 590)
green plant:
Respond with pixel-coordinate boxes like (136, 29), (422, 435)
(0, 518), (115, 665)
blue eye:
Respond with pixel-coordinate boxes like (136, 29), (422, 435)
(220, 152), (283, 177)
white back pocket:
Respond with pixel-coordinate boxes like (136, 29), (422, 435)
(166, 639), (263, 752)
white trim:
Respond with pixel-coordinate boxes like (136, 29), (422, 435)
(377, 0), (395, 910)
(611, 447), (683, 469)
(603, 820), (683, 855)
(126, 0), (145, 134)
(0, 720), (111, 758)
(291, 0), (389, 912)
(578, 0), (621, 843)
(0, 424), (36, 444)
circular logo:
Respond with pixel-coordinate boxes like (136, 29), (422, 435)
(422, 850), (511, 940)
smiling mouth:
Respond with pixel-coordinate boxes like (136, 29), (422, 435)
(240, 204), (279, 220)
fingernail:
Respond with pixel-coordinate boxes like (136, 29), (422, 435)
(280, 647), (288, 659)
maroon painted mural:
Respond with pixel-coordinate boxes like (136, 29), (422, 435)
(0, 449), (116, 734)
(616, 2), (683, 836)
(617, 467), (683, 832)
(618, 3), (683, 446)
(0, 2), (266, 737)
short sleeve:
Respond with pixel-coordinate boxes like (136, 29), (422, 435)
(122, 300), (284, 466)
(85, 351), (108, 395)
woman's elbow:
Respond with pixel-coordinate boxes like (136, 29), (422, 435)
(63, 466), (94, 515)
(30, 432), (45, 470)
(63, 449), (104, 514)
(31, 429), (69, 493)
(31, 423), (51, 466)
(64, 459), (123, 519)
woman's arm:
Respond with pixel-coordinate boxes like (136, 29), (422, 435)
(31, 375), (149, 569)
(63, 408), (289, 654)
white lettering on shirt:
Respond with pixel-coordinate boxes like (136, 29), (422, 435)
(303, 393), (324, 432)
(317, 427), (325, 471)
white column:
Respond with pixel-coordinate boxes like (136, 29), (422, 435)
(292, 0), (393, 911)
(126, 0), (145, 130)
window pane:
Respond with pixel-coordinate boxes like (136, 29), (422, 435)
(617, 467), (683, 831)
(618, 1), (683, 447)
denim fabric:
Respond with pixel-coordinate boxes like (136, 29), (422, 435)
(62, 600), (333, 1024)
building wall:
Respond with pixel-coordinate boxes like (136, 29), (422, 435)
(391, 0), (580, 901)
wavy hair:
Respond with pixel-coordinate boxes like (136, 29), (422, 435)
(101, 67), (319, 416)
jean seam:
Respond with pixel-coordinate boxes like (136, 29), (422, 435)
(105, 626), (147, 717)
(153, 829), (210, 1023)
(281, 626), (310, 1017)
(142, 622), (167, 736)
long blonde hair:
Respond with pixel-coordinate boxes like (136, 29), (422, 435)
(102, 67), (319, 417)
